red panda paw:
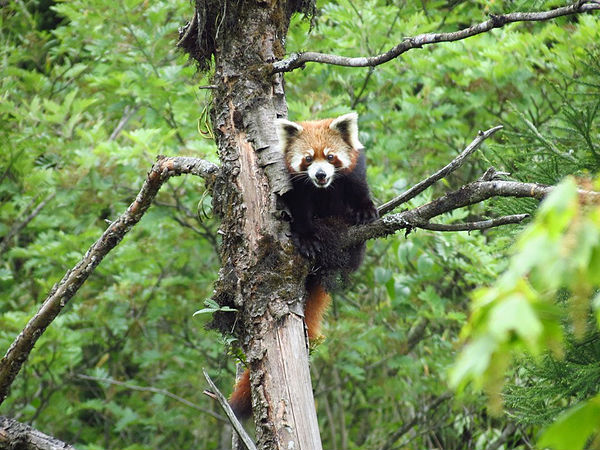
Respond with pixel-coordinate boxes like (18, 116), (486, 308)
(353, 203), (379, 225)
(293, 233), (322, 259)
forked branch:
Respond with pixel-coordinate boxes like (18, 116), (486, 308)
(378, 126), (503, 215)
(0, 156), (219, 405)
(344, 178), (600, 248)
(273, 1), (600, 73)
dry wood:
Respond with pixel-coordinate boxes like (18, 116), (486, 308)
(378, 126), (503, 216)
(0, 416), (77, 450)
(203, 369), (257, 450)
(273, 2), (600, 73)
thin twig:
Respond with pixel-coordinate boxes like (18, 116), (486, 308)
(109, 105), (139, 141)
(273, 2), (600, 73)
(202, 369), (257, 450)
(487, 423), (518, 450)
(418, 213), (529, 232)
(0, 192), (56, 257)
(521, 116), (577, 162)
(378, 126), (503, 215)
(77, 374), (226, 422)
(0, 156), (219, 405)
(378, 393), (453, 450)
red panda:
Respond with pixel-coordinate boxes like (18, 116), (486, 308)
(229, 112), (378, 419)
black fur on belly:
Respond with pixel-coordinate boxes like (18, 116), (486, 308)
(309, 217), (366, 292)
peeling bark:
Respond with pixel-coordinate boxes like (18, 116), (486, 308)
(0, 416), (77, 450)
(198, 1), (323, 448)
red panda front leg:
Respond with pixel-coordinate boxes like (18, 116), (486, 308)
(345, 151), (379, 225)
(283, 189), (322, 258)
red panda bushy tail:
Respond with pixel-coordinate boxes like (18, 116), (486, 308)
(228, 279), (331, 419)
(304, 277), (331, 340)
(229, 368), (252, 419)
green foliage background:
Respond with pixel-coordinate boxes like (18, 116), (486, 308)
(1, 0), (599, 449)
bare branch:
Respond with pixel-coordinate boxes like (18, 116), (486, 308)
(418, 213), (529, 232)
(0, 415), (77, 450)
(0, 192), (55, 257)
(378, 393), (453, 450)
(272, 2), (600, 73)
(108, 105), (139, 141)
(77, 374), (226, 422)
(522, 116), (577, 162)
(487, 423), (518, 450)
(378, 126), (503, 216)
(344, 180), (600, 247)
(0, 156), (219, 405)
(202, 369), (257, 450)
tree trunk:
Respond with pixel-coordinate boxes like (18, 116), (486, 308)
(0, 416), (77, 450)
(193, 1), (322, 449)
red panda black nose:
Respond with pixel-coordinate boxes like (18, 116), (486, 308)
(315, 170), (327, 180)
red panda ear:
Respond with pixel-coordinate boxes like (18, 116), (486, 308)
(329, 112), (363, 150)
(275, 118), (303, 152)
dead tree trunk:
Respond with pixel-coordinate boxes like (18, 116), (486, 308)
(179, 1), (323, 449)
(0, 416), (77, 450)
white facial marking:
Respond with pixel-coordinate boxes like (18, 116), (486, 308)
(289, 148), (313, 172)
(307, 160), (335, 188)
(325, 146), (351, 169)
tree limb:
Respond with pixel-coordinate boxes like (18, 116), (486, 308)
(77, 374), (226, 422)
(419, 214), (529, 232)
(378, 126), (503, 216)
(378, 393), (453, 450)
(0, 156), (219, 405)
(272, 2), (600, 73)
(203, 369), (257, 450)
(344, 179), (600, 248)
(108, 105), (139, 141)
(0, 416), (77, 450)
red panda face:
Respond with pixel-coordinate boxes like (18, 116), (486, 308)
(275, 113), (362, 189)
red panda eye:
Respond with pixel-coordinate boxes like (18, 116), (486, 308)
(327, 154), (334, 161)
(305, 155), (313, 163)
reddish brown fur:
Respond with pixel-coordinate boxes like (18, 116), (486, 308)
(304, 279), (332, 340)
(229, 369), (251, 419)
(230, 115), (370, 419)
(284, 118), (359, 174)
(228, 283), (331, 419)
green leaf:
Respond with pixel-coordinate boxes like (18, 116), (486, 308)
(538, 394), (600, 450)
